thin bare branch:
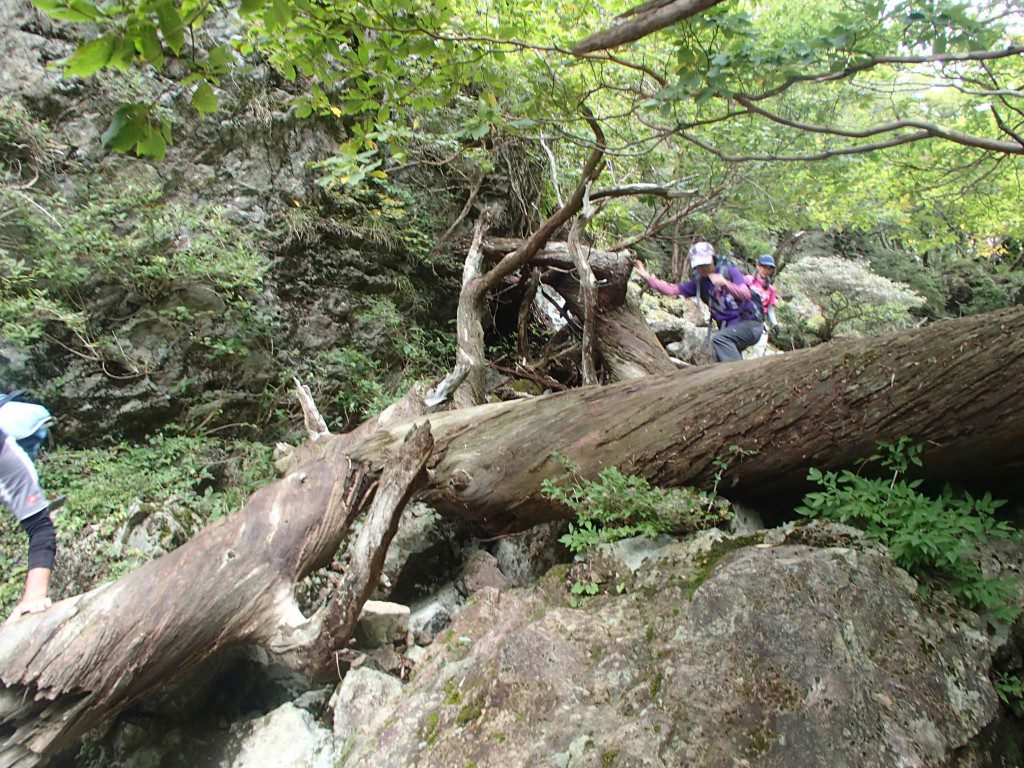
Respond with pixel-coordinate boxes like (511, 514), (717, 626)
(743, 46), (1024, 102)
(677, 129), (934, 162)
(293, 377), (330, 441)
(733, 94), (1024, 155)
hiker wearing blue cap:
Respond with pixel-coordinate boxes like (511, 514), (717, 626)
(634, 241), (763, 362)
(746, 254), (780, 333)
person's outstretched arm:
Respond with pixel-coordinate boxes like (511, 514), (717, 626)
(10, 510), (55, 619)
(634, 260), (696, 297)
(1, 433), (55, 621)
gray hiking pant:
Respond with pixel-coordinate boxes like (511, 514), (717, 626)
(0, 435), (48, 521)
(712, 320), (763, 363)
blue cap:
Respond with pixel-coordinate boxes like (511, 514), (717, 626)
(757, 254), (776, 268)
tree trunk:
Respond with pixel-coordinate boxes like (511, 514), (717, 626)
(452, 214), (492, 408)
(595, 295), (677, 380)
(3, 308), (1023, 766)
(330, 306), (1024, 532)
(500, 237), (675, 380)
(0, 426), (431, 768)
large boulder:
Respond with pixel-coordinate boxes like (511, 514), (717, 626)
(336, 523), (1001, 767)
(330, 667), (404, 743)
(353, 600), (411, 649)
(221, 703), (333, 768)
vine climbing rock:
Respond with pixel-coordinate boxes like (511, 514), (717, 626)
(334, 523), (1001, 767)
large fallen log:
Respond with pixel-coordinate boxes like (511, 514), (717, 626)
(316, 305), (1024, 532)
(2, 307), (1023, 766)
(0, 425), (432, 768)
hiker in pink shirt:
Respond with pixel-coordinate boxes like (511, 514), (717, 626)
(746, 254), (780, 332)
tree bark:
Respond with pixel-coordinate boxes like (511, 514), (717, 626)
(0, 425), (433, 767)
(572, 0), (730, 54)
(329, 306), (1024, 532)
(3, 308), (1023, 766)
(451, 212), (493, 408)
(530, 241), (675, 380)
(596, 294), (678, 380)
(567, 218), (599, 385)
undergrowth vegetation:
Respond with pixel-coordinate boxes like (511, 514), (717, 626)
(0, 435), (272, 614)
(797, 438), (1021, 621)
(542, 455), (729, 556)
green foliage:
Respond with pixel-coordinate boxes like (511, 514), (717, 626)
(38, 185), (264, 300)
(307, 346), (388, 425)
(797, 438), (1022, 621)
(0, 182), (265, 358)
(304, 304), (453, 429)
(994, 671), (1024, 713)
(0, 435), (272, 613)
(944, 260), (1017, 317)
(542, 454), (724, 555)
(102, 103), (172, 160)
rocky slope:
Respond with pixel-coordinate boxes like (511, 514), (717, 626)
(0, 0), (499, 442)
(66, 521), (1023, 768)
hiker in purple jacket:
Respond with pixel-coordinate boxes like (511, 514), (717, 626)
(635, 241), (763, 362)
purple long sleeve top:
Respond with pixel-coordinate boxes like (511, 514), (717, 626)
(643, 265), (759, 327)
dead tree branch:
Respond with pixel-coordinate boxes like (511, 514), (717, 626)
(294, 377), (330, 440)
(572, 0), (730, 54)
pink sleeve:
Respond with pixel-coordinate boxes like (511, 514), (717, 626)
(722, 267), (751, 301)
(767, 284), (778, 308)
(643, 275), (684, 297)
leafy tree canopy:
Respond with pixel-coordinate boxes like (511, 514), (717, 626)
(27, 0), (1024, 253)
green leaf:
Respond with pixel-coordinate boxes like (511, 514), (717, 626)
(156, 2), (185, 55)
(294, 101), (312, 119)
(208, 45), (234, 68)
(270, 0), (291, 29)
(102, 105), (147, 152)
(108, 35), (137, 70)
(66, 36), (114, 77)
(137, 24), (165, 67)
(192, 80), (218, 115)
(33, 0), (100, 21)
(238, 0), (265, 15)
(136, 127), (168, 160)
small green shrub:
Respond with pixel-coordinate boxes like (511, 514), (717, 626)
(0, 182), (267, 361)
(542, 455), (725, 555)
(994, 671), (1024, 713)
(797, 438), (1021, 620)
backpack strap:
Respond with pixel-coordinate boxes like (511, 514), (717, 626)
(0, 390), (25, 411)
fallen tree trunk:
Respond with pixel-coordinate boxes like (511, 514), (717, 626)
(321, 306), (1024, 532)
(0, 426), (430, 768)
(3, 308), (1023, 766)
